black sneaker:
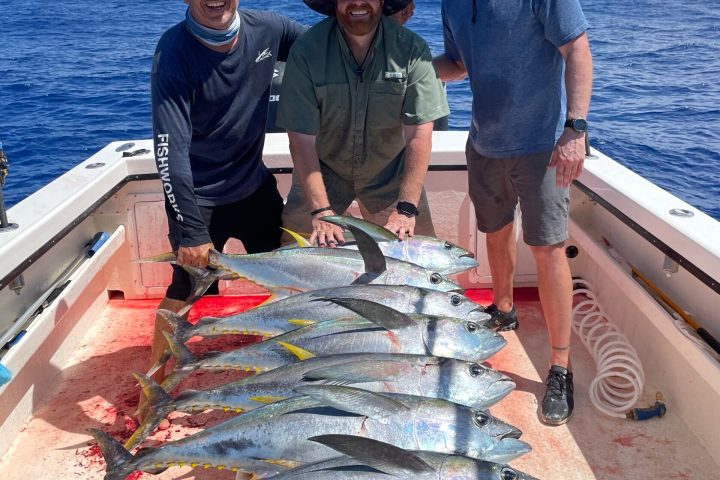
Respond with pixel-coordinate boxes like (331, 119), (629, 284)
(482, 304), (518, 331)
(540, 365), (574, 425)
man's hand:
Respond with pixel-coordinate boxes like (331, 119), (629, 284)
(384, 210), (416, 241)
(176, 243), (213, 268)
(310, 210), (345, 247)
(549, 129), (585, 188)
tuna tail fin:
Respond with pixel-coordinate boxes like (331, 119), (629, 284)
(89, 429), (136, 480)
(160, 308), (193, 343)
(124, 373), (176, 451)
(159, 331), (197, 391)
(137, 252), (176, 264)
(308, 434), (435, 476)
(281, 227), (313, 247)
(179, 265), (224, 314)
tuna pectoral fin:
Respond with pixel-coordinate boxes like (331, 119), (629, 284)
(124, 373), (176, 451)
(345, 224), (387, 276)
(294, 385), (409, 420)
(320, 215), (397, 242)
(89, 429), (139, 480)
(309, 435), (435, 476)
(318, 297), (415, 330)
(303, 359), (410, 383)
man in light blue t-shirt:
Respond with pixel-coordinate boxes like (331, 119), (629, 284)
(434, 0), (593, 425)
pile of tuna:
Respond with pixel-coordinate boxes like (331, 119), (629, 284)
(93, 216), (537, 480)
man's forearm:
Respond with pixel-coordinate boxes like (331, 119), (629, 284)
(399, 122), (434, 205)
(432, 54), (467, 82)
(287, 131), (331, 210)
(560, 33), (593, 120)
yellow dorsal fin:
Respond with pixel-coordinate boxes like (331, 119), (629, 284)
(249, 395), (287, 405)
(276, 341), (316, 360)
(281, 227), (313, 248)
(288, 318), (316, 326)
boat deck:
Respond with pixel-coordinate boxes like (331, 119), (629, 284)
(0, 289), (717, 480)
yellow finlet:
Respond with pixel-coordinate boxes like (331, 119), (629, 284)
(288, 318), (317, 326)
(276, 341), (316, 360)
(281, 227), (313, 247)
(249, 395), (288, 405)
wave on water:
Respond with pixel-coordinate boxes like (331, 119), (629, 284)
(0, 0), (718, 219)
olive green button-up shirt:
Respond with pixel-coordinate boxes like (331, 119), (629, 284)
(277, 16), (449, 212)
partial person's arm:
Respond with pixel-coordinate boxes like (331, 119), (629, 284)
(286, 132), (345, 246)
(384, 122), (434, 239)
(550, 32), (593, 188)
(152, 68), (213, 267)
(432, 54), (468, 82)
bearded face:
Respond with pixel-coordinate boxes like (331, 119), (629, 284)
(336, 0), (383, 36)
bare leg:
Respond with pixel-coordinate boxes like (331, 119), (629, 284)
(138, 297), (187, 419)
(530, 243), (572, 369)
(485, 222), (516, 312)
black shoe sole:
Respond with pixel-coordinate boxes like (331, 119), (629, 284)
(497, 320), (519, 332)
(540, 410), (573, 426)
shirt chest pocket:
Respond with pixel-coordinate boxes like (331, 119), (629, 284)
(367, 80), (406, 129)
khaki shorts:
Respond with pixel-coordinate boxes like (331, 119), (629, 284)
(281, 174), (435, 244)
(466, 140), (569, 246)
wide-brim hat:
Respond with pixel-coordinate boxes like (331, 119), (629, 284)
(304, 0), (411, 17)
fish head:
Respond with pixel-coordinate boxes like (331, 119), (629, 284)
(431, 237), (480, 274)
(432, 359), (515, 409)
(422, 317), (507, 362)
(415, 270), (464, 293)
(437, 456), (538, 480)
(457, 409), (530, 463)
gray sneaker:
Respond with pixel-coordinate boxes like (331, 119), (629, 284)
(540, 365), (574, 425)
(482, 304), (518, 331)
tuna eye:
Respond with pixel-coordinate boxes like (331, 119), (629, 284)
(444, 241), (452, 250)
(430, 273), (442, 284)
(450, 295), (462, 306)
(473, 411), (490, 427)
(501, 468), (519, 480)
(465, 321), (479, 332)
(469, 363), (485, 377)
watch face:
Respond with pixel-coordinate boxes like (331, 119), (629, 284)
(573, 118), (588, 132)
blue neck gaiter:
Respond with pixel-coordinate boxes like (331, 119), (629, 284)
(185, 8), (241, 47)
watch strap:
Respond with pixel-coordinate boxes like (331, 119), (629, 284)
(396, 201), (419, 217)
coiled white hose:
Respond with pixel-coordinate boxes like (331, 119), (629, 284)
(572, 278), (645, 418)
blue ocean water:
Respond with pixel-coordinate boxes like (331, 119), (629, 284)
(1, 0), (718, 219)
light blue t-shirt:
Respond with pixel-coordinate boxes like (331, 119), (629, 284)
(442, 0), (588, 158)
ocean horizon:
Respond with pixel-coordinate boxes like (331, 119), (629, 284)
(1, 0), (718, 219)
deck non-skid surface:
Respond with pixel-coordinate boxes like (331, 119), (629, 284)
(0, 290), (716, 479)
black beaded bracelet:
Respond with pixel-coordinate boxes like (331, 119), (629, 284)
(310, 206), (333, 216)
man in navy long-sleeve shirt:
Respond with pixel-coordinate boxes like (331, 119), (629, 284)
(147, 0), (304, 412)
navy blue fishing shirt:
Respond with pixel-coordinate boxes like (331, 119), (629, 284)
(152, 9), (305, 247)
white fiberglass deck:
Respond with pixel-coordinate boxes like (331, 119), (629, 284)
(0, 289), (717, 480)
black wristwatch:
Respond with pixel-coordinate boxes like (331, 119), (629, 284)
(564, 118), (589, 133)
(396, 201), (420, 217)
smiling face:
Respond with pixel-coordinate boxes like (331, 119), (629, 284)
(185, 0), (239, 30)
(336, 0), (383, 36)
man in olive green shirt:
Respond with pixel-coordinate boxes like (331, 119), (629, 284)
(277, 0), (449, 246)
